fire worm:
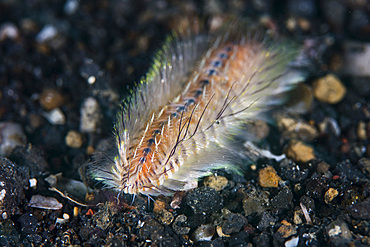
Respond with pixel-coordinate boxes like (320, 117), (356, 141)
(90, 21), (306, 196)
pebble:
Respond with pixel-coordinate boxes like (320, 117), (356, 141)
(0, 122), (26, 156)
(316, 161), (331, 174)
(357, 158), (370, 177)
(242, 190), (270, 216)
(280, 159), (309, 182)
(28, 113), (44, 129)
(357, 121), (367, 140)
(221, 213), (247, 235)
(9, 145), (48, 177)
(203, 175), (228, 191)
(253, 233), (270, 246)
(192, 224), (215, 242)
(317, 117), (341, 136)
(285, 141), (315, 163)
(29, 178), (37, 188)
(271, 186), (293, 211)
(28, 195), (63, 210)
(65, 130), (84, 148)
(39, 89), (65, 111)
(286, 83), (313, 113)
(334, 160), (367, 182)
(285, 236), (299, 247)
(43, 108), (66, 125)
(343, 41), (370, 77)
(154, 208), (174, 225)
(36, 24), (58, 43)
(19, 213), (38, 235)
(185, 187), (222, 215)
(0, 158), (27, 217)
(0, 23), (20, 41)
(277, 220), (297, 239)
(172, 215), (190, 235)
(216, 225), (230, 238)
(258, 212), (277, 230)
(80, 97), (101, 133)
(258, 166), (281, 188)
(293, 210), (303, 225)
(327, 220), (352, 245)
(313, 74), (347, 104)
(348, 198), (370, 220)
(64, 0), (79, 15)
(56, 213), (70, 224)
(277, 116), (318, 142)
(324, 188), (339, 204)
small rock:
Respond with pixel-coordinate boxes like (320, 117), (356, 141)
(293, 210), (303, 225)
(221, 213), (247, 235)
(285, 236), (299, 247)
(343, 42), (370, 77)
(0, 122), (26, 156)
(285, 141), (315, 163)
(280, 159), (309, 182)
(36, 24), (58, 43)
(185, 187), (222, 215)
(286, 83), (313, 113)
(0, 23), (19, 41)
(324, 188), (339, 204)
(172, 214), (190, 235)
(277, 116), (318, 142)
(29, 178), (37, 188)
(64, 0), (79, 15)
(203, 175), (228, 191)
(56, 213), (70, 224)
(154, 209), (174, 226)
(9, 145), (48, 177)
(28, 195), (63, 210)
(357, 158), (370, 177)
(18, 213), (38, 235)
(316, 162), (331, 174)
(192, 224), (215, 243)
(39, 89), (65, 111)
(357, 121), (367, 140)
(271, 186), (293, 211)
(253, 232), (270, 246)
(28, 113), (44, 129)
(0, 158), (27, 217)
(317, 117), (341, 136)
(243, 190), (270, 216)
(276, 220), (297, 238)
(348, 198), (370, 220)
(80, 97), (101, 133)
(258, 212), (277, 230)
(258, 166), (281, 188)
(334, 160), (367, 182)
(43, 108), (66, 125)
(65, 130), (84, 148)
(327, 220), (352, 245)
(313, 74), (346, 104)
(216, 225), (230, 238)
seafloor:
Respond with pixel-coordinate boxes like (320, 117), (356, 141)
(0, 0), (369, 246)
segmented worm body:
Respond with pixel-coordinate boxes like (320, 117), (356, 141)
(91, 22), (305, 196)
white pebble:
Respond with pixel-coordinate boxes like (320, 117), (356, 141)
(0, 23), (19, 41)
(64, 0), (79, 15)
(0, 122), (26, 156)
(36, 24), (58, 43)
(44, 108), (66, 125)
(29, 178), (37, 188)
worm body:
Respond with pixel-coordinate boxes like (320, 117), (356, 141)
(91, 22), (305, 196)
